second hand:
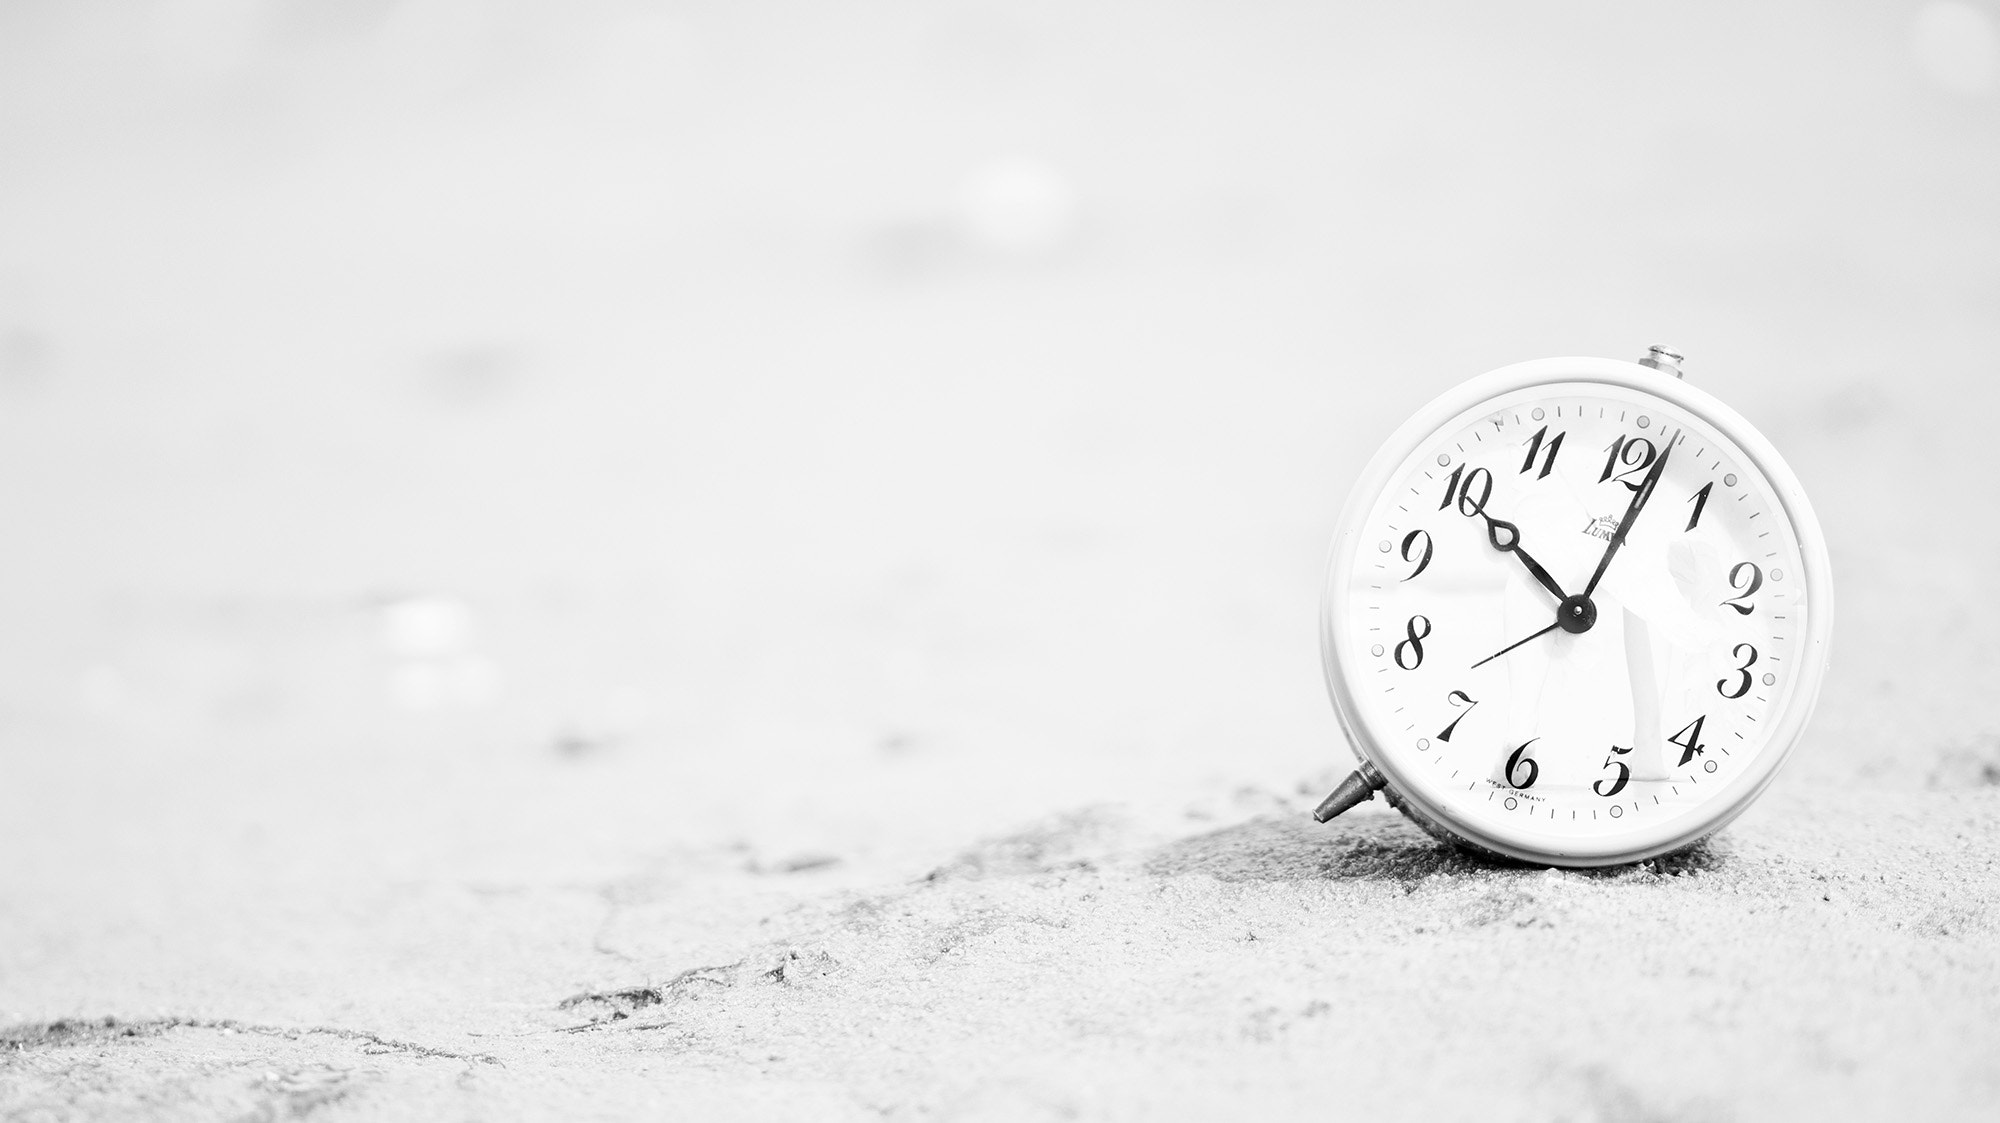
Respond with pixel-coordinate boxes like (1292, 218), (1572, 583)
(1470, 620), (1561, 669)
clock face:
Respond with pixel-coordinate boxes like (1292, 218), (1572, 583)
(1328, 376), (1823, 860)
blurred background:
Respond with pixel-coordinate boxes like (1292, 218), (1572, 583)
(3, 0), (1998, 1026)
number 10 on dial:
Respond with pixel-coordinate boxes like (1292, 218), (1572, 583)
(1312, 349), (1833, 867)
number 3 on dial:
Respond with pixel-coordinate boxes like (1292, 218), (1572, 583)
(1718, 645), (1757, 699)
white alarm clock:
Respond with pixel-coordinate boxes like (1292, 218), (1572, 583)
(1314, 348), (1833, 867)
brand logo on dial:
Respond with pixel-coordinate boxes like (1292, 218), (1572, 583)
(1581, 514), (1619, 542)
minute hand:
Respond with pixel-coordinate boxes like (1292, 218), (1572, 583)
(1582, 433), (1677, 598)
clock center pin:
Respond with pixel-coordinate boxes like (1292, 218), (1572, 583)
(1557, 594), (1597, 634)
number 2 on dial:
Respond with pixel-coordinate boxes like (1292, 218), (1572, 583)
(1722, 563), (1763, 615)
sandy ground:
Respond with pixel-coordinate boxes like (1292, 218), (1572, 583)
(3, 3), (1999, 1120)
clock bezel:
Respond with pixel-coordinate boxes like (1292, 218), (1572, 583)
(1319, 357), (1834, 867)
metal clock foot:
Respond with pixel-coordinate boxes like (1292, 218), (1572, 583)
(1312, 761), (1388, 823)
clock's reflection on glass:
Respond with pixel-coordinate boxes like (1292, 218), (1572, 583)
(1346, 383), (1810, 838)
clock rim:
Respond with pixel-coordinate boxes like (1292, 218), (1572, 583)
(1319, 356), (1835, 867)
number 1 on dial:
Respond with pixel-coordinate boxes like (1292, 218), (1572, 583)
(1686, 481), (1712, 530)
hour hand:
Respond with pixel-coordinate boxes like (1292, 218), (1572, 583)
(1478, 513), (1571, 604)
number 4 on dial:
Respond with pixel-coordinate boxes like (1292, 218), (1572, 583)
(1669, 715), (1707, 766)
